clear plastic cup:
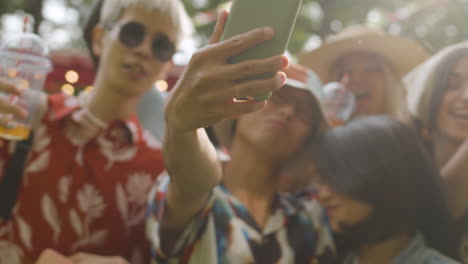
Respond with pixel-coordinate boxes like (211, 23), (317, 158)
(322, 82), (355, 126)
(0, 32), (52, 140)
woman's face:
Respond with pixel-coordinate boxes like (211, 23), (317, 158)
(339, 52), (387, 119)
(236, 86), (317, 161)
(436, 55), (468, 142)
(318, 183), (373, 233)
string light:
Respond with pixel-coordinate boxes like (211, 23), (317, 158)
(84, 86), (94, 93)
(7, 68), (17, 78)
(65, 70), (79, 84)
(155, 80), (169, 92)
(61, 84), (75, 95)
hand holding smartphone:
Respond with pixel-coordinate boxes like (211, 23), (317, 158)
(220, 0), (303, 101)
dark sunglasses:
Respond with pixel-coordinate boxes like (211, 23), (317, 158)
(106, 21), (176, 62)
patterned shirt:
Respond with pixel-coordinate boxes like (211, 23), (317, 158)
(452, 213), (468, 262)
(147, 173), (336, 264)
(0, 93), (165, 264)
(343, 233), (460, 264)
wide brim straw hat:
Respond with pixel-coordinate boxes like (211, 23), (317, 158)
(213, 64), (329, 150)
(298, 25), (429, 84)
(404, 42), (468, 128)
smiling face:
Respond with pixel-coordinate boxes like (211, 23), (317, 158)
(436, 55), (468, 142)
(92, 4), (176, 96)
(338, 52), (387, 119)
(236, 86), (319, 161)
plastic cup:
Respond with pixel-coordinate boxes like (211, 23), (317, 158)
(0, 32), (52, 140)
(322, 82), (355, 126)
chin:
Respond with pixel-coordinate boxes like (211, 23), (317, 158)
(440, 125), (468, 143)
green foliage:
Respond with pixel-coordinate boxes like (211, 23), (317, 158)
(2, 0), (468, 55)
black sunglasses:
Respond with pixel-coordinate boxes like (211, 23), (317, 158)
(106, 21), (176, 62)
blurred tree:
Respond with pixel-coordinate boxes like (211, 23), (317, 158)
(180, 0), (468, 55)
(1, 0), (467, 54)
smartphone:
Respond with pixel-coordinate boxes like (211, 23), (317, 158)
(220, 0), (303, 101)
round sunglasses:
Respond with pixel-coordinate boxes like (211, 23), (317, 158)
(105, 21), (176, 62)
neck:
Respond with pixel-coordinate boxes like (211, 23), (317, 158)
(223, 138), (280, 228)
(87, 77), (142, 123)
(354, 233), (413, 264)
(433, 132), (463, 169)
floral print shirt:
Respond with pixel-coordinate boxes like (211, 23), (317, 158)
(147, 173), (336, 264)
(0, 93), (165, 264)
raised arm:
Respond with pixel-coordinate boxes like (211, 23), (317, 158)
(159, 10), (288, 248)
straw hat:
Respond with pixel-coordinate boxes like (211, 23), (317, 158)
(212, 64), (328, 150)
(298, 25), (429, 83)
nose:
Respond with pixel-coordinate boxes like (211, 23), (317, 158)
(133, 35), (152, 59)
(277, 103), (295, 119)
(341, 71), (364, 90)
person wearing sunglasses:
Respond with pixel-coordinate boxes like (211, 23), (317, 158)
(0, 0), (192, 263)
(82, 0), (191, 145)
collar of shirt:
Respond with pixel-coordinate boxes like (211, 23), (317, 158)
(216, 183), (303, 236)
(49, 93), (140, 146)
(344, 233), (430, 264)
(391, 233), (428, 264)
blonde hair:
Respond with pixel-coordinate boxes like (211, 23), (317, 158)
(99, 0), (193, 46)
(381, 63), (410, 123)
(330, 53), (410, 122)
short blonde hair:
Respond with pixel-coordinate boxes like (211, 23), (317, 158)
(100, 0), (193, 46)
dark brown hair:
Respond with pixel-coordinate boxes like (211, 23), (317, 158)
(315, 116), (453, 255)
(82, 0), (104, 68)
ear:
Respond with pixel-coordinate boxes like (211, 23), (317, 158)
(92, 24), (106, 57)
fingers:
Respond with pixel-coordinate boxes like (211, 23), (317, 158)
(224, 55), (289, 81)
(36, 249), (73, 264)
(209, 10), (229, 44)
(225, 72), (286, 100)
(0, 114), (15, 128)
(70, 253), (129, 264)
(0, 97), (27, 119)
(211, 27), (274, 58)
(0, 79), (22, 96)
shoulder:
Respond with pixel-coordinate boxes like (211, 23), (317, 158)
(420, 248), (461, 264)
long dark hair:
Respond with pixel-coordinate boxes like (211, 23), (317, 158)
(414, 48), (468, 152)
(314, 116), (453, 255)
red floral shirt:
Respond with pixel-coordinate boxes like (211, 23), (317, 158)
(0, 93), (165, 264)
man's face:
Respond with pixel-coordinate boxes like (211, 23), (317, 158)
(338, 52), (387, 119)
(93, 5), (177, 96)
(236, 86), (318, 161)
